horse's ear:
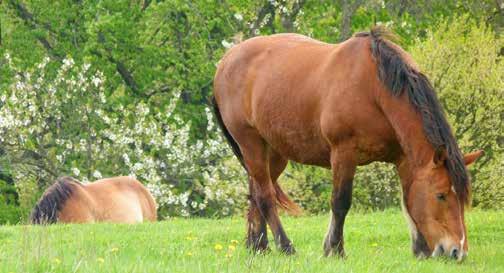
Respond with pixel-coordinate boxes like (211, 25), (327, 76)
(433, 146), (447, 167)
(464, 150), (484, 166)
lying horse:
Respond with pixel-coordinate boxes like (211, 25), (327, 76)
(31, 176), (157, 224)
(213, 26), (483, 260)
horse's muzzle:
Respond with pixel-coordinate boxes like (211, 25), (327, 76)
(432, 244), (467, 262)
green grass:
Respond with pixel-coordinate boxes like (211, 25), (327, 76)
(0, 210), (503, 273)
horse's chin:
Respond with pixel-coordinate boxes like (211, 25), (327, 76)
(412, 231), (431, 259)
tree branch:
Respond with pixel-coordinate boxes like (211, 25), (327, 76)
(94, 32), (140, 94)
(336, 0), (364, 41)
(280, 0), (306, 32)
(249, 1), (276, 36)
(142, 0), (152, 12)
(7, 0), (63, 59)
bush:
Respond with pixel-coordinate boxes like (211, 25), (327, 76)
(0, 178), (24, 224)
(281, 162), (400, 214)
(0, 203), (23, 225)
(410, 16), (504, 208)
(281, 163), (332, 214)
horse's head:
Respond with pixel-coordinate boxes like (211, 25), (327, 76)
(403, 149), (483, 261)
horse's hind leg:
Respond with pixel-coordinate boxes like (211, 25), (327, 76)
(246, 149), (288, 252)
(246, 175), (269, 252)
(323, 146), (356, 257)
(238, 129), (294, 254)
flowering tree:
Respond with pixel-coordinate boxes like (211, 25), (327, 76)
(0, 55), (246, 218)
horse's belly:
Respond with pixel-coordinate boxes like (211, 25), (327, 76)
(354, 137), (401, 165)
(254, 115), (332, 167)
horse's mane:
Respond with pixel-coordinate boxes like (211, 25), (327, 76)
(356, 26), (470, 204)
(30, 176), (81, 224)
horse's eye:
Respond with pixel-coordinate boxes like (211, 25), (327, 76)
(436, 193), (446, 201)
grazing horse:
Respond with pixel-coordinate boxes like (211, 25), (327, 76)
(212, 26), (483, 260)
(30, 176), (157, 224)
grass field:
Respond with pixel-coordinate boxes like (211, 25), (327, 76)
(0, 210), (503, 273)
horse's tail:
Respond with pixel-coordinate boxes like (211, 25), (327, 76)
(211, 96), (246, 170)
(30, 177), (78, 224)
(211, 96), (301, 215)
(273, 180), (302, 215)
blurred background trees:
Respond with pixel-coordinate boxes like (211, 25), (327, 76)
(0, 0), (502, 222)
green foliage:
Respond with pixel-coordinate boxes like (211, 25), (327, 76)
(11, 168), (39, 222)
(281, 162), (400, 213)
(0, 203), (23, 225)
(281, 164), (332, 214)
(0, 177), (23, 224)
(410, 16), (504, 208)
(352, 163), (400, 210)
(0, 1), (502, 220)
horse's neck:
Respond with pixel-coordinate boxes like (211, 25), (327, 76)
(377, 88), (434, 173)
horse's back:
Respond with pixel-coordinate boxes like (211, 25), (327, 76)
(214, 34), (396, 166)
(84, 176), (157, 223)
(51, 181), (96, 224)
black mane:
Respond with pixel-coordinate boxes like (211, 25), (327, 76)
(30, 176), (79, 224)
(356, 26), (470, 204)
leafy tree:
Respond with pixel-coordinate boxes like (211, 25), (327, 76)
(0, 1), (502, 220)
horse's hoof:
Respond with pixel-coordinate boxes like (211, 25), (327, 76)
(281, 244), (296, 255)
(246, 240), (270, 254)
(247, 245), (271, 255)
(324, 248), (346, 258)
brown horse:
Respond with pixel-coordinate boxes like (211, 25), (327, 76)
(30, 176), (157, 224)
(212, 26), (483, 260)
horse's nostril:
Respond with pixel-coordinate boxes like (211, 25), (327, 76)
(450, 248), (459, 259)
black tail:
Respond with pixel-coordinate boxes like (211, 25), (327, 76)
(212, 96), (247, 171)
(30, 177), (78, 224)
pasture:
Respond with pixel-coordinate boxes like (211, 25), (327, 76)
(1, 210), (502, 273)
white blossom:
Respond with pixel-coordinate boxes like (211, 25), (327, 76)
(93, 170), (102, 179)
(234, 13), (243, 21)
(221, 39), (233, 49)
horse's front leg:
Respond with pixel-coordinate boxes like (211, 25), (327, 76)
(323, 147), (356, 257)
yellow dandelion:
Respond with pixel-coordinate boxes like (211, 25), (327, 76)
(110, 247), (119, 253)
(214, 244), (223, 251)
(186, 251), (193, 256)
(228, 245), (236, 251)
(52, 258), (61, 265)
(230, 240), (239, 245)
(97, 257), (105, 263)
